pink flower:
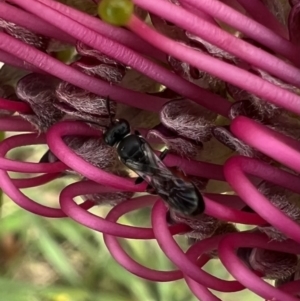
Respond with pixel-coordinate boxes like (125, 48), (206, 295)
(1, 0), (300, 300)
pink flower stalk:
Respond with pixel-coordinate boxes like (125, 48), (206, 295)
(0, 0), (300, 300)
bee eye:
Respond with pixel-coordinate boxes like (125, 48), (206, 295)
(104, 120), (131, 146)
(104, 132), (115, 146)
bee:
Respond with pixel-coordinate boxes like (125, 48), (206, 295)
(103, 99), (205, 217)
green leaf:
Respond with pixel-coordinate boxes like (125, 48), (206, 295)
(32, 217), (81, 285)
(0, 209), (29, 233)
(0, 278), (33, 301)
(49, 219), (99, 260)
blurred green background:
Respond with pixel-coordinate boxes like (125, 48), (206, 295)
(0, 134), (263, 301)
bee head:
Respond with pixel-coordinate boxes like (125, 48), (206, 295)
(104, 119), (130, 146)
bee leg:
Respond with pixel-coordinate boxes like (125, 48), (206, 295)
(135, 178), (156, 194)
(175, 166), (187, 176)
(39, 150), (51, 163)
(146, 184), (157, 194)
(159, 148), (169, 161)
(105, 96), (113, 125)
(134, 130), (141, 136)
(135, 176), (144, 185)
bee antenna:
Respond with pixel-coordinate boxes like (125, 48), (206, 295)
(106, 96), (113, 125)
(79, 119), (108, 132)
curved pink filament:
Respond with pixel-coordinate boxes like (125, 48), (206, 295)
(60, 181), (189, 239)
(0, 133), (66, 173)
(103, 196), (184, 281)
(224, 156), (300, 243)
(151, 200), (244, 292)
(218, 232), (300, 300)
(231, 116), (300, 173)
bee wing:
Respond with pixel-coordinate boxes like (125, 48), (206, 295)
(167, 181), (205, 215)
(128, 158), (203, 216)
(123, 138), (174, 185)
(139, 140), (204, 215)
(140, 138), (169, 171)
(125, 159), (156, 183)
(124, 139), (205, 216)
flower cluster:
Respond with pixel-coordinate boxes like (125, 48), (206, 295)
(1, 0), (300, 300)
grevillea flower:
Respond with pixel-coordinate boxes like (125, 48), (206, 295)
(1, 0), (300, 300)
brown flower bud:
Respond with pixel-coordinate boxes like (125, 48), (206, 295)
(160, 99), (216, 144)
